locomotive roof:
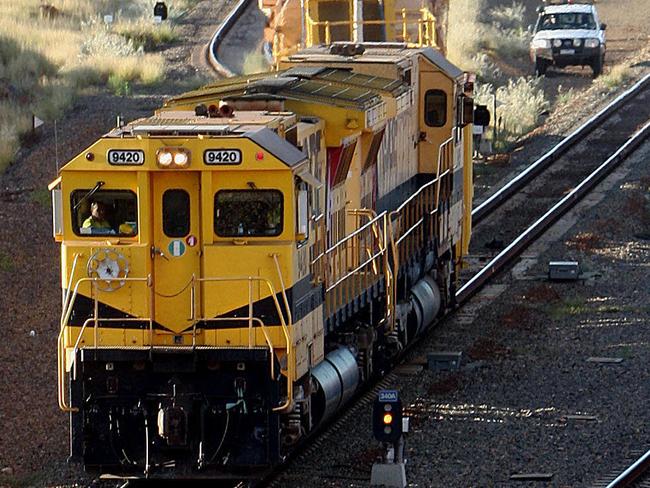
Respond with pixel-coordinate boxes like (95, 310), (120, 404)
(107, 110), (297, 137)
(103, 112), (307, 168)
(287, 44), (464, 80)
(165, 67), (406, 110)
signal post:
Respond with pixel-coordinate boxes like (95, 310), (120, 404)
(370, 390), (408, 487)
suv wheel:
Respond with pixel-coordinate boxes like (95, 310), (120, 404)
(535, 57), (548, 77)
(592, 55), (604, 78)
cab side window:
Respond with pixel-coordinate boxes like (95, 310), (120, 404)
(71, 190), (137, 237)
(424, 89), (447, 127)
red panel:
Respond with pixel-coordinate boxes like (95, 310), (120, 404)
(327, 146), (343, 187)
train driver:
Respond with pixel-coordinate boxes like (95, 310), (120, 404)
(82, 201), (114, 234)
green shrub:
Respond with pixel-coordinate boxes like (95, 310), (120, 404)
(108, 74), (131, 96)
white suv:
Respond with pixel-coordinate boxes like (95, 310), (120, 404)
(529, 1), (606, 77)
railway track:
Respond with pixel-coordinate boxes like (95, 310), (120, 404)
(472, 73), (650, 225)
(263, 93), (650, 485)
(207, 0), (267, 76)
(592, 449), (650, 488)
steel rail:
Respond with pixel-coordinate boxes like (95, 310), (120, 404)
(456, 119), (650, 305)
(605, 449), (650, 488)
(472, 72), (650, 226)
(207, 0), (254, 77)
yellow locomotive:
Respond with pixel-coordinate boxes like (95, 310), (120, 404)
(51, 24), (473, 479)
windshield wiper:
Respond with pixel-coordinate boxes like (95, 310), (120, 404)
(73, 180), (105, 211)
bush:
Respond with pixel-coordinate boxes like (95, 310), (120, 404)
(599, 63), (632, 89)
(489, 2), (526, 31)
(495, 76), (549, 142)
(0, 0), (186, 171)
(446, 0), (485, 71)
(0, 101), (30, 171)
(115, 21), (178, 50)
(108, 74), (131, 96)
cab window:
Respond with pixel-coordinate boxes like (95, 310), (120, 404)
(71, 190), (137, 237)
(214, 190), (283, 237)
(425, 90), (447, 127)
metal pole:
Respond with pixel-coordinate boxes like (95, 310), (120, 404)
(300, 0), (306, 46)
(353, 0), (364, 42)
(492, 91), (497, 147)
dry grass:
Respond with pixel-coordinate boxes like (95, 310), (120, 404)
(474, 77), (549, 149)
(0, 0), (196, 170)
(447, 0), (530, 72)
(114, 20), (178, 50)
(242, 52), (271, 75)
(446, 0), (485, 71)
(599, 63), (633, 89)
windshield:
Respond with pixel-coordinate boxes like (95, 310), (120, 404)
(538, 12), (596, 31)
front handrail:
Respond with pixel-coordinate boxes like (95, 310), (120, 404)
(195, 275), (293, 412)
(60, 253), (82, 328)
(305, 7), (436, 47)
(60, 273), (294, 413)
(58, 276), (151, 412)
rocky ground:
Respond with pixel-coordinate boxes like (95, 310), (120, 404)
(0, 0), (647, 486)
(279, 138), (650, 487)
(0, 1), (229, 486)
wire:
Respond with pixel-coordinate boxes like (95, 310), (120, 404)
(209, 409), (231, 464)
(153, 277), (194, 298)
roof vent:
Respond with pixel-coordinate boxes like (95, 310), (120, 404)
(329, 43), (366, 57)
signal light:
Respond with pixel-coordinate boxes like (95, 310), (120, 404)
(373, 390), (402, 443)
(156, 147), (191, 169)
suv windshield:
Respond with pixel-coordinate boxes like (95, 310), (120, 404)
(538, 12), (596, 31)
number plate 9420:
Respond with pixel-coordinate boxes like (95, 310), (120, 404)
(204, 149), (242, 165)
(107, 150), (145, 165)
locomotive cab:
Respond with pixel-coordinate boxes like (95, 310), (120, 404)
(52, 109), (327, 476)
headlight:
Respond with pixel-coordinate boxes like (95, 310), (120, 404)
(584, 38), (600, 48)
(552, 39), (563, 48)
(573, 38), (582, 47)
(174, 152), (189, 167)
(156, 148), (191, 168)
(157, 151), (173, 167)
(532, 38), (551, 49)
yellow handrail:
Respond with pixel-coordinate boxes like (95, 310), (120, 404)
(195, 275), (294, 413)
(58, 276), (151, 412)
(59, 272), (295, 413)
(273, 6), (437, 61)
